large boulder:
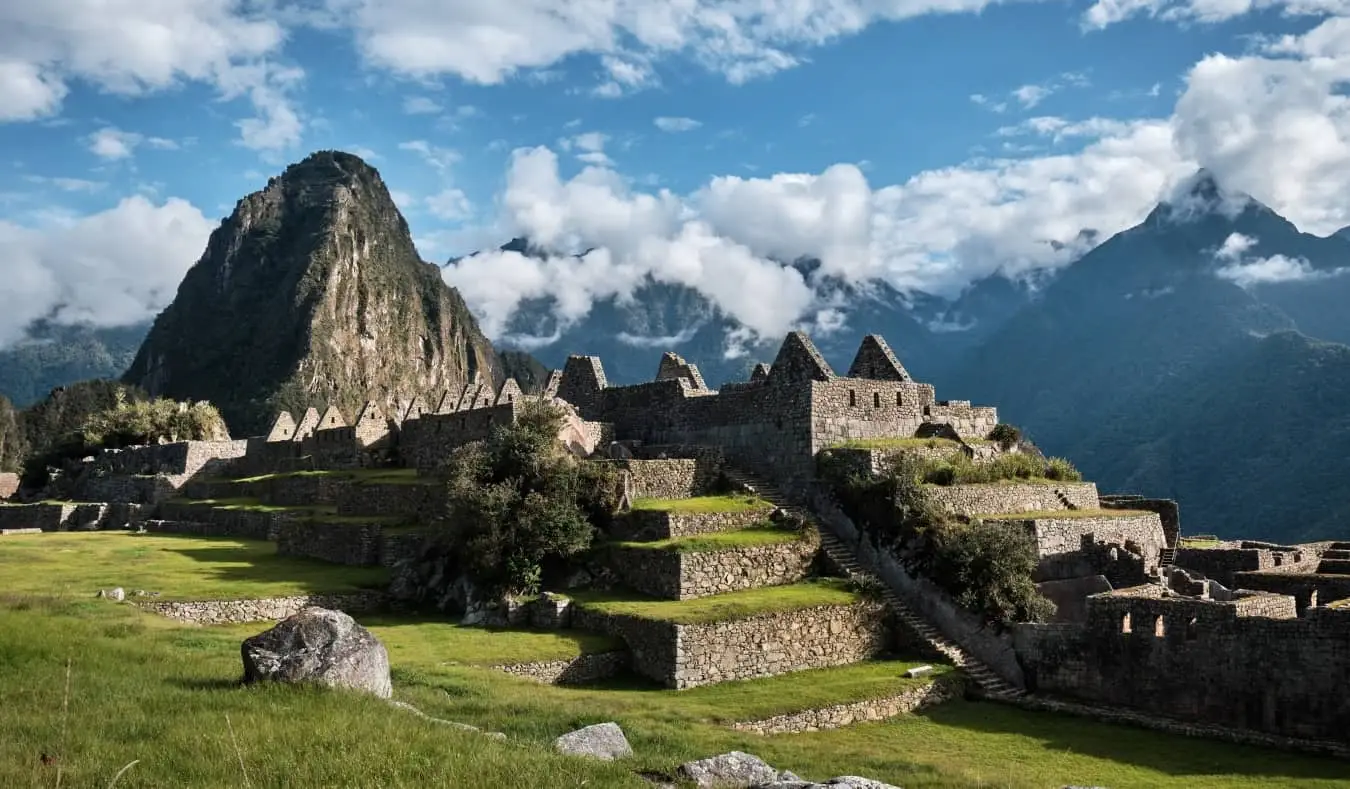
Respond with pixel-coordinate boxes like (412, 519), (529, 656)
(241, 607), (392, 698)
(677, 752), (783, 787)
(554, 722), (633, 760)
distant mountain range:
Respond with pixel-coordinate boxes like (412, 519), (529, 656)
(5, 163), (1350, 541)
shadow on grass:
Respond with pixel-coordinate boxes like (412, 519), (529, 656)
(921, 700), (1350, 780)
(150, 539), (389, 595)
(170, 677), (244, 692)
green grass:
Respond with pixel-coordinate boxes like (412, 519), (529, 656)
(0, 532), (388, 601)
(977, 509), (1156, 520)
(571, 579), (861, 624)
(628, 495), (771, 513)
(2, 597), (1347, 789)
(231, 468), (434, 486)
(612, 524), (805, 553)
(1180, 538), (1223, 549)
(831, 437), (961, 450)
(174, 498), (406, 526)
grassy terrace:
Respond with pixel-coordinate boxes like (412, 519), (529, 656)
(175, 497), (408, 525)
(977, 509), (1155, 520)
(231, 468), (435, 486)
(1179, 537), (1223, 549)
(832, 437), (962, 450)
(611, 524), (805, 553)
(0, 532), (388, 600)
(571, 579), (861, 624)
(629, 494), (771, 513)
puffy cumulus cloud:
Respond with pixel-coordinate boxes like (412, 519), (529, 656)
(1216, 254), (1348, 287)
(0, 195), (214, 349)
(86, 127), (179, 160)
(1214, 232), (1257, 261)
(325, 0), (1048, 90)
(1082, 0), (1347, 29)
(0, 1), (302, 150)
(654, 116), (702, 133)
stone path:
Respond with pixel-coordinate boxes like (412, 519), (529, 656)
(720, 468), (1024, 701)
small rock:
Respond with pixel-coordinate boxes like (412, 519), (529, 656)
(484, 731), (508, 740)
(554, 722), (633, 761)
(241, 607), (392, 698)
(678, 751), (781, 787)
(904, 665), (933, 678)
(100, 587), (126, 602)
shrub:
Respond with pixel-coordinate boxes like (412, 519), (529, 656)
(436, 400), (619, 596)
(988, 423), (1022, 449)
(1044, 456), (1083, 482)
(930, 520), (1056, 628)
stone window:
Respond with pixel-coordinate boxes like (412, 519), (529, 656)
(1309, 589), (1319, 608)
(873, 392), (881, 408)
(1121, 612), (1132, 633)
(1153, 616), (1165, 638)
(896, 391), (903, 407)
(1185, 617), (1198, 640)
(849, 390), (856, 407)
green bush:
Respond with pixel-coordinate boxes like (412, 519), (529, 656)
(1044, 456), (1083, 482)
(818, 448), (1055, 630)
(910, 450), (1082, 486)
(988, 423), (1022, 449)
(437, 400), (619, 596)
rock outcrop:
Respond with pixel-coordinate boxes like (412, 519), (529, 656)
(124, 150), (501, 436)
(240, 607), (392, 698)
(553, 722), (633, 760)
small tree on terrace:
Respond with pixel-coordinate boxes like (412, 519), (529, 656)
(439, 400), (619, 596)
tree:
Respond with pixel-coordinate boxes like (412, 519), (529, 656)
(437, 400), (619, 596)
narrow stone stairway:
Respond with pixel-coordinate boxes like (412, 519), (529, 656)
(722, 466), (1026, 701)
(1158, 547), (1177, 567)
(1052, 488), (1080, 510)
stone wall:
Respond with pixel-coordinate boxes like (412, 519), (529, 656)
(1233, 565), (1350, 613)
(809, 485), (1027, 687)
(674, 602), (889, 688)
(611, 455), (725, 500)
(70, 473), (183, 505)
(401, 403), (519, 472)
(608, 531), (819, 600)
(0, 502), (118, 532)
(1012, 587), (1350, 743)
(570, 606), (678, 685)
(926, 482), (1100, 517)
(1101, 495), (1181, 548)
(380, 531), (428, 568)
(136, 592), (386, 624)
(0, 472), (18, 500)
(492, 651), (630, 685)
(334, 481), (438, 520)
(1177, 548), (1285, 587)
(276, 520), (385, 566)
(608, 507), (774, 542)
(154, 502), (297, 541)
(729, 674), (965, 734)
(807, 380), (939, 453)
(90, 440), (248, 477)
(985, 512), (1166, 573)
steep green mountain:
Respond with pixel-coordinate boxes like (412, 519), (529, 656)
(0, 321), (148, 408)
(124, 151), (502, 436)
(1068, 331), (1350, 541)
(497, 350), (552, 394)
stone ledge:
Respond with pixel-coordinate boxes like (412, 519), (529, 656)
(136, 592), (387, 625)
(492, 650), (631, 685)
(608, 531), (820, 600)
(729, 674), (964, 734)
(927, 482), (1099, 517)
(609, 507), (775, 542)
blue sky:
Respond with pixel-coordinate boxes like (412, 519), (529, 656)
(0, 0), (1345, 347)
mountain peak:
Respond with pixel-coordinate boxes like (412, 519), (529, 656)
(1147, 168), (1259, 226)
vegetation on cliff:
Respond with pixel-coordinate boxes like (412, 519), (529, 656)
(818, 450), (1054, 629)
(497, 349), (552, 395)
(0, 395), (23, 473)
(436, 401), (620, 595)
(0, 321), (148, 409)
(123, 150), (502, 437)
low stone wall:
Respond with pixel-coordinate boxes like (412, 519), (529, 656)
(926, 482), (1099, 517)
(276, 521), (385, 566)
(609, 507), (774, 542)
(380, 531), (428, 568)
(608, 531), (819, 600)
(136, 592), (386, 624)
(675, 602), (889, 688)
(985, 512), (1166, 574)
(1177, 548), (1287, 587)
(335, 481), (437, 520)
(154, 503), (296, 541)
(492, 650), (630, 685)
(810, 485), (1027, 688)
(0, 502), (118, 532)
(70, 473), (185, 505)
(1234, 567), (1350, 613)
(730, 674), (965, 734)
(570, 607), (678, 684)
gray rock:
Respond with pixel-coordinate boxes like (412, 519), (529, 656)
(100, 587), (126, 602)
(553, 722), (633, 760)
(678, 751), (781, 787)
(752, 779), (901, 789)
(241, 607), (392, 698)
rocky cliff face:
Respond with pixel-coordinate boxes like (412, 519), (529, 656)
(124, 150), (501, 436)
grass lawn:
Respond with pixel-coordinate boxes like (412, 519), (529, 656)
(0, 532), (388, 601)
(612, 524), (805, 553)
(1180, 538), (1223, 549)
(570, 579), (862, 624)
(977, 509), (1155, 520)
(629, 495), (771, 513)
(175, 498), (408, 526)
(232, 468), (433, 486)
(832, 437), (962, 450)
(2, 598), (1347, 789)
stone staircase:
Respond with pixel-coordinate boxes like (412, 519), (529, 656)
(1052, 488), (1080, 511)
(721, 467), (1025, 701)
(1159, 547), (1177, 567)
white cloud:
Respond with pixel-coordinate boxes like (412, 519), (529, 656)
(1012, 84), (1053, 109)
(1214, 232), (1257, 261)
(23, 175), (106, 193)
(0, 2), (301, 150)
(970, 94), (1008, 113)
(654, 116), (702, 132)
(559, 132), (615, 166)
(324, 0), (1051, 91)
(426, 188), (473, 221)
(402, 96), (442, 114)
(86, 127), (179, 160)
(398, 140), (461, 174)
(1081, 0), (1343, 28)
(0, 195), (214, 348)
(1216, 254), (1345, 287)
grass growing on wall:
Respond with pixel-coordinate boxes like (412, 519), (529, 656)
(628, 495), (771, 513)
(570, 579), (862, 624)
(0, 532), (389, 600)
(2, 595), (1347, 789)
(612, 524), (806, 554)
